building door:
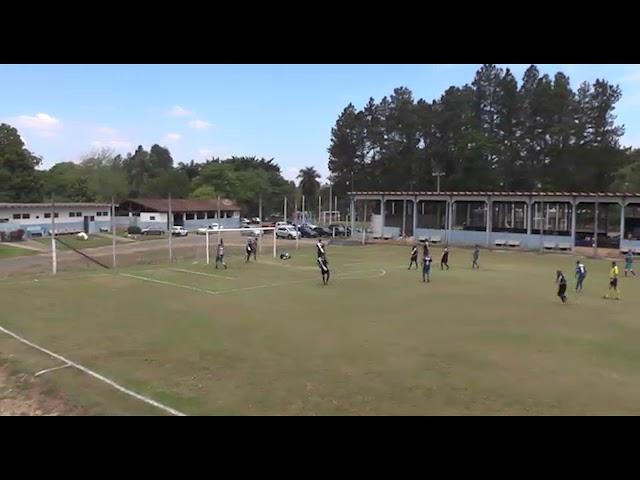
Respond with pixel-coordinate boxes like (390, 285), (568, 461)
(83, 216), (90, 233)
(173, 213), (184, 226)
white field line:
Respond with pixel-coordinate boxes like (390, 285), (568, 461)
(34, 363), (71, 377)
(169, 268), (238, 280)
(0, 325), (186, 416)
(121, 268), (387, 297)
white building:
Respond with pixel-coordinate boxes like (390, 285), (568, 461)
(0, 202), (113, 237)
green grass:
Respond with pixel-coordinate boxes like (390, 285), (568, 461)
(1, 244), (640, 415)
(34, 235), (116, 250)
(0, 244), (39, 258)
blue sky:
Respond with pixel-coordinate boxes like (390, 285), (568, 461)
(2, 64), (640, 182)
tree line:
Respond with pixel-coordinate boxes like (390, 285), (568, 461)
(0, 122), (326, 217)
(328, 64), (640, 207)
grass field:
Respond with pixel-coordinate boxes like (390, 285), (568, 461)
(2, 243), (640, 415)
(0, 244), (38, 258)
(34, 235), (117, 251)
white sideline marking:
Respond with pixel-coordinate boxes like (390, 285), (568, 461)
(169, 268), (238, 280)
(121, 268), (387, 297)
(0, 325), (186, 416)
(34, 363), (71, 377)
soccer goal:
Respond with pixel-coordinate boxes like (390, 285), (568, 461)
(202, 227), (277, 265)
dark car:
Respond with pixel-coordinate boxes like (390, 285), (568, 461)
(299, 225), (318, 238)
(328, 224), (347, 236)
(141, 226), (165, 236)
(313, 226), (332, 237)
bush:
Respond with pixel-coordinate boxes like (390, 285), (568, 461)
(127, 226), (142, 235)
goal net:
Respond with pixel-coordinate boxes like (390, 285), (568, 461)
(200, 227), (278, 265)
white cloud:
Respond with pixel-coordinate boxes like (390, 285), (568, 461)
(168, 105), (192, 117)
(96, 126), (117, 135)
(621, 68), (640, 83)
(189, 119), (213, 130)
(13, 112), (61, 130)
(164, 133), (182, 143)
(91, 140), (132, 149)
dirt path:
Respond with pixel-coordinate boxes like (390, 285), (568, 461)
(0, 363), (83, 416)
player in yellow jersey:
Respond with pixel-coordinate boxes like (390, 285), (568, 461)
(605, 261), (620, 300)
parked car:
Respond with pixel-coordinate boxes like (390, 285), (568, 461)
(313, 226), (332, 237)
(250, 217), (261, 225)
(275, 221), (289, 228)
(197, 223), (220, 235)
(299, 225), (318, 238)
(276, 225), (300, 239)
(327, 224), (347, 236)
(141, 226), (165, 236)
(171, 226), (189, 237)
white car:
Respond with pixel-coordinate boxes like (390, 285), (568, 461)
(276, 225), (299, 239)
(240, 225), (262, 237)
(197, 223), (220, 235)
(275, 221), (289, 228)
(171, 226), (188, 237)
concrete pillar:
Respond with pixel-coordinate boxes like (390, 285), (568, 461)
(350, 197), (355, 238)
(401, 198), (407, 239)
(380, 196), (385, 237)
(620, 201), (626, 249)
(413, 197), (418, 239)
(485, 197), (492, 248)
(571, 199), (577, 252)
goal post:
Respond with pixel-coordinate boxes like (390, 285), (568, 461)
(204, 227), (277, 264)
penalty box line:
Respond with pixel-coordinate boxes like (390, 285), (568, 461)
(0, 325), (186, 417)
(120, 268), (387, 297)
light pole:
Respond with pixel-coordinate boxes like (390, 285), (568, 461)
(433, 170), (445, 193)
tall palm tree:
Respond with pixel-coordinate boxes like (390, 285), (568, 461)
(297, 166), (321, 199)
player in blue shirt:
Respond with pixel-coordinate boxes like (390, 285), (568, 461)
(575, 260), (587, 292)
(422, 254), (433, 283)
(624, 251), (636, 277)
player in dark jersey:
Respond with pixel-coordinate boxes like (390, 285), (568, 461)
(215, 239), (227, 269)
(422, 254), (433, 283)
(556, 270), (568, 303)
(316, 239), (326, 258)
(245, 237), (253, 263)
(318, 255), (330, 285)
(423, 241), (430, 258)
(408, 245), (419, 270)
(251, 236), (258, 261)
(440, 247), (450, 270)
(472, 245), (480, 269)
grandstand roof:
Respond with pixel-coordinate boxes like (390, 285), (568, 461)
(349, 191), (640, 197)
(0, 202), (113, 208)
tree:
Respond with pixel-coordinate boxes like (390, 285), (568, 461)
(297, 166), (321, 199)
(0, 123), (43, 202)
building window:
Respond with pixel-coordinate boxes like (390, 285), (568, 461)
(197, 212), (205, 220)
(96, 212), (102, 217)
(207, 211), (217, 219)
(185, 213), (195, 220)
(0, 218), (8, 223)
(69, 212), (75, 217)
(149, 216), (156, 221)
(102, 211), (109, 216)
(76, 212), (82, 217)
(22, 213), (30, 219)
(90, 216), (95, 222)
(44, 213), (51, 219)
(13, 214), (21, 219)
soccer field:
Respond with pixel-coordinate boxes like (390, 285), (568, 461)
(1, 243), (640, 415)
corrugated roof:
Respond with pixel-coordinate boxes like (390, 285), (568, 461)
(121, 198), (241, 212)
(0, 202), (113, 208)
(349, 191), (640, 197)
